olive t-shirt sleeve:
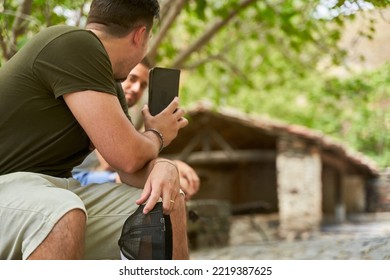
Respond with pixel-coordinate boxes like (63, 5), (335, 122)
(33, 30), (117, 98)
(115, 82), (133, 122)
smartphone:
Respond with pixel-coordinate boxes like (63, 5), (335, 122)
(148, 67), (181, 116)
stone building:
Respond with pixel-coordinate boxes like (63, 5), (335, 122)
(161, 104), (379, 240)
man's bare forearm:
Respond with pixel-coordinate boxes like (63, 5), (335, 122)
(116, 159), (155, 188)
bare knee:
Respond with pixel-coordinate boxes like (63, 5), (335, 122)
(28, 209), (86, 260)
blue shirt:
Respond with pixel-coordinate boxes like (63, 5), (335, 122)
(72, 170), (117, 186)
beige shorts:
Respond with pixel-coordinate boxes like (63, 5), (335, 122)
(0, 172), (143, 260)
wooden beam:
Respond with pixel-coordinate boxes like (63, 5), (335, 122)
(166, 149), (276, 164)
(321, 152), (349, 173)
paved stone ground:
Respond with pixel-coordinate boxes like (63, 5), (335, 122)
(189, 213), (390, 260)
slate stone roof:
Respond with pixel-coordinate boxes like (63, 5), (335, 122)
(163, 102), (379, 177)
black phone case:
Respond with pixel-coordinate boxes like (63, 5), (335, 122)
(148, 67), (180, 116)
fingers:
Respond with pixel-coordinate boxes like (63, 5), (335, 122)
(166, 97), (179, 114)
(162, 190), (177, 215)
(141, 104), (151, 118)
(144, 97), (185, 120)
(180, 178), (199, 201)
(142, 187), (179, 215)
(179, 180), (192, 201)
(143, 99), (188, 143)
(137, 162), (181, 215)
(135, 183), (151, 207)
(177, 116), (189, 129)
(138, 187), (182, 215)
(166, 99), (188, 129)
(143, 192), (162, 214)
(184, 168), (200, 191)
(137, 178), (162, 214)
(173, 160), (200, 200)
(136, 176), (159, 210)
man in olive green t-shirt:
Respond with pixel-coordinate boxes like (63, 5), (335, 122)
(73, 60), (201, 200)
(0, 0), (189, 260)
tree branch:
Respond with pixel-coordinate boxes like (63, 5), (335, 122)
(44, 1), (52, 26)
(159, 0), (174, 20)
(11, 0), (32, 38)
(184, 37), (236, 69)
(7, 0), (33, 58)
(172, 0), (257, 69)
(75, 2), (88, 27)
(0, 30), (7, 61)
(148, 0), (187, 65)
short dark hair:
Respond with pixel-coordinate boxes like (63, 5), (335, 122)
(87, 0), (160, 37)
(140, 56), (152, 69)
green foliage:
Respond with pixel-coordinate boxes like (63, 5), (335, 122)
(319, 64), (390, 167)
(169, 0), (346, 104)
(170, 0), (390, 168)
(1, 0), (389, 168)
(183, 61), (390, 168)
(0, 0), (89, 61)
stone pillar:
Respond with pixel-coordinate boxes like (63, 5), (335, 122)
(376, 168), (390, 212)
(277, 136), (322, 239)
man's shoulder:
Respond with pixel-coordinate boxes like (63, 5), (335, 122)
(41, 25), (84, 34)
(31, 25), (105, 64)
(23, 25), (96, 56)
(37, 25), (95, 42)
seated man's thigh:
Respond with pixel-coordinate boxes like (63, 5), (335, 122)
(0, 172), (86, 260)
(69, 181), (143, 260)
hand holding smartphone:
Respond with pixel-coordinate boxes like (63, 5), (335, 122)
(148, 67), (181, 116)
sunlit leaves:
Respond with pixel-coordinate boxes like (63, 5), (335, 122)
(0, 0), (389, 166)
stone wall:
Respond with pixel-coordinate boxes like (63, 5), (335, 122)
(376, 168), (390, 212)
(277, 136), (322, 239)
(186, 199), (231, 249)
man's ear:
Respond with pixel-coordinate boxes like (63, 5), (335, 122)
(132, 26), (147, 46)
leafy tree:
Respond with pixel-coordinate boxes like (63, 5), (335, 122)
(0, 0), (389, 167)
(1, 1), (386, 73)
(0, 0), (87, 61)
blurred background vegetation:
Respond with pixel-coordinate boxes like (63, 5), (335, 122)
(1, 0), (389, 168)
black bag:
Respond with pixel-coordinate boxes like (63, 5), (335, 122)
(118, 202), (173, 260)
